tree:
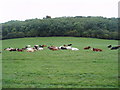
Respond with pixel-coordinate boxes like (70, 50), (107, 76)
(2, 16), (118, 40)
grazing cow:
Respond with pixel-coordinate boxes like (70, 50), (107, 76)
(84, 46), (91, 50)
(92, 48), (102, 52)
(107, 45), (112, 48)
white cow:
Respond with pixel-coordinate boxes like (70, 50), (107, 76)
(38, 47), (43, 50)
(66, 46), (72, 50)
(34, 45), (44, 50)
(26, 45), (31, 48)
(26, 48), (35, 52)
(71, 47), (79, 51)
(4, 47), (14, 51)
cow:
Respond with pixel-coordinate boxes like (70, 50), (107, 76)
(48, 46), (59, 51)
(34, 45), (39, 50)
(84, 46), (91, 50)
(60, 47), (67, 50)
(92, 48), (102, 52)
(71, 47), (79, 51)
(40, 45), (47, 47)
(34, 45), (46, 50)
(64, 45), (72, 50)
(22, 48), (26, 50)
(67, 44), (72, 46)
(58, 45), (67, 50)
(9, 48), (18, 51)
(59, 44), (79, 50)
(26, 45), (31, 48)
(107, 45), (112, 48)
(111, 46), (119, 50)
(4, 47), (14, 51)
(109, 45), (120, 50)
(26, 48), (35, 52)
(17, 48), (24, 52)
(37, 47), (44, 50)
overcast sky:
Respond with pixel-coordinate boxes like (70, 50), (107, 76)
(0, 0), (119, 23)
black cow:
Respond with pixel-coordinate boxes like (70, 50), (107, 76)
(61, 47), (67, 50)
(107, 45), (112, 48)
(68, 44), (72, 46)
(111, 46), (119, 50)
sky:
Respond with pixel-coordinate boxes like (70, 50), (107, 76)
(0, 0), (119, 23)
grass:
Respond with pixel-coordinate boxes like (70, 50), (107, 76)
(2, 37), (118, 88)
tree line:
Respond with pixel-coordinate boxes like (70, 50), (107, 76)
(2, 16), (119, 40)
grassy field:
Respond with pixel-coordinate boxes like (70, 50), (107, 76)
(2, 37), (118, 88)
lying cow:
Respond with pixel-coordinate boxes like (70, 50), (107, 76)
(34, 45), (44, 50)
(111, 46), (119, 50)
(17, 48), (24, 52)
(84, 46), (91, 50)
(108, 45), (120, 50)
(107, 45), (112, 48)
(4, 47), (14, 51)
(48, 46), (59, 51)
(4, 47), (18, 52)
(67, 44), (72, 46)
(71, 47), (79, 51)
(40, 45), (47, 47)
(26, 48), (35, 52)
(9, 48), (18, 51)
(59, 45), (79, 51)
(26, 45), (31, 48)
(92, 48), (102, 52)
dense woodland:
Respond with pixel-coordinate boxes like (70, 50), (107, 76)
(2, 16), (119, 40)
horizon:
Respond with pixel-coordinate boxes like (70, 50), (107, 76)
(0, 0), (119, 23)
(1, 15), (118, 23)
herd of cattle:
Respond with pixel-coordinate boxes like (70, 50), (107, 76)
(3, 44), (120, 52)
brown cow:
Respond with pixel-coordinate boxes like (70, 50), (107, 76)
(92, 48), (102, 52)
(48, 46), (59, 51)
(84, 46), (91, 50)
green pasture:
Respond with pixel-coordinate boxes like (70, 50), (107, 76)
(2, 37), (118, 88)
